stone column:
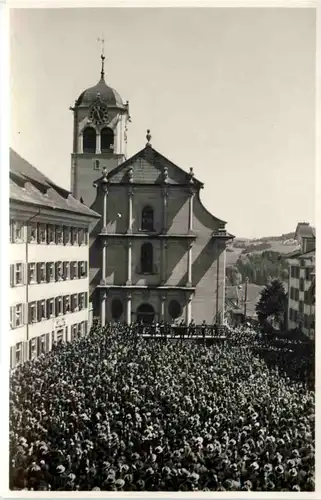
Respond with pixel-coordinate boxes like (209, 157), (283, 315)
(188, 189), (194, 232)
(128, 187), (133, 233)
(187, 240), (193, 287)
(102, 240), (107, 284)
(127, 240), (132, 285)
(161, 294), (166, 321)
(101, 291), (107, 326)
(126, 292), (132, 325)
(162, 188), (168, 233)
(96, 131), (101, 154)
(186, 292), (192, 324)
(161, 240), (167, 284)
(103, 187), (108, 229)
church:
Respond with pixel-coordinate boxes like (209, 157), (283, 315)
(70, 53), (234, 326)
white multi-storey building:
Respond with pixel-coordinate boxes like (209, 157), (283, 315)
(9, 150), (100, 368)
(287, 222), (315, 338)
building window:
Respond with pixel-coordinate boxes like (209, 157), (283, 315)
(63, 261), (70, 280)
(295, 289), (299, 301)
(29, 339), (37, 360)
(71, 228), (78, 245)
(78, 293), (85, 310)
(71, 294), (78, 312)
(140, 242), (153, 274)
(71, 324), (78, 341)
(28, 263), (36, 284)
(71, 261), (78, 280)
(299, 301), (304, 314)
(93, 159), (100, 170)
(29, 223), (37, 243)
(168, 300), (182, 320)
(305, 268), (311, 281)
(56, 261), (63, 281)
(304, 314), (308, 328)
(83, 127), (96, 153)
(63, 226), (71, 245)
(47, 262), (55, 282)
(14, 221), (24, 242)
(29, 302), (37, 323)
(79, 261), (87, 278)
(56, 297), (63, 316)
(111, 298), (123, 320)
(56, 226), (64, 245)
(15, 263), (23, 286)
(47, 298), (54, 318)
(64, 295), (70, 314)
(289, 308), (293, 321)
(47, 225), (55, 244)
(37, 262), (46, 283)
(78, 228), (85, 245)
(299, 278), (304, 292)
(101, 127), (114, 152)
(15, 304), (23, 327)
(39, 335), (46, 355)
(141, 206), (154, 231)
(38, 300), (46, 321)
(16, 343), (22, 364)
(38, 224), (47, 244)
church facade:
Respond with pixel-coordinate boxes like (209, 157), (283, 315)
(70, 55), (234, 325)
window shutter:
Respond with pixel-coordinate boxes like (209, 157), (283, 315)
(10, 265), (14, 287)
(46, 263), (50, 282)
(28, 340), (32, 360)
(37, 336), (41, 356)
(85, 261), (88, 276)
(10, 346), (15, 369)
(46, 333), (50, 352)
(85, 292), (88, 308)
(10, 307), (14, 329)
(78, 261), (81, 277)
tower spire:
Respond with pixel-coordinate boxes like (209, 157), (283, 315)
(97, 37), (105, 80)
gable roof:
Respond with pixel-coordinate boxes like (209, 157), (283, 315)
(106, 145), (203, 187)
(10, 149), (100, 219)
(295, 222), (315, 240)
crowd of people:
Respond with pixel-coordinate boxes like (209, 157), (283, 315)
(9, 323), (315, 491)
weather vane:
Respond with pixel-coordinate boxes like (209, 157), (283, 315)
(97, 37), (106, 79)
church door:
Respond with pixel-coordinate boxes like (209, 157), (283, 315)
(137, 303), (155, 324)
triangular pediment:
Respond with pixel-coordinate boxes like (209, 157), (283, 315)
(107, 146), (203, 187)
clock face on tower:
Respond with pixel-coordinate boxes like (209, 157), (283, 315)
(89, 101), (109, 125)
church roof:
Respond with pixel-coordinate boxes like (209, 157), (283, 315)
(105, 145), (204, 187)
(10, 149), (100, 219)
(75, 77), (125, 108)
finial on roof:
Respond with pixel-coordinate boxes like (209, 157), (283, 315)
(98, 37), (105, 80)
(146, 129), (152, 147)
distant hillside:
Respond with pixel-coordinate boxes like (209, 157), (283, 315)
(226, 231), (299, 269)
(225, 231), (297, 287)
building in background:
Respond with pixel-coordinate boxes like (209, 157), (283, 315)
(286, 222), (315, 338)
(70, 54), (234, 325)
(9, 150), (100, 368)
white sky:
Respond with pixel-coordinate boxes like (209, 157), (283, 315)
(10, 7), (316, 238)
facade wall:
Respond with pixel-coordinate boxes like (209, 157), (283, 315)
(288, 259), (315, 337)
(9, 217), (93, 368)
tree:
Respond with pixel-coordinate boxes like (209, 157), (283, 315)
(255, 279), (287, 327)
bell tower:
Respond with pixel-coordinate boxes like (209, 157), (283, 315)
(70, 47), (130, 208)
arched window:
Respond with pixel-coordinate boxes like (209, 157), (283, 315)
(137, 303), (155, 325)
(141, 206), (154, 232)
(140, 242), (153, 274)
(111, 298), (123, 320)
(101, 127), (114, 153)
(83, 127), (96, 153)
(168, 300), (182, 320)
